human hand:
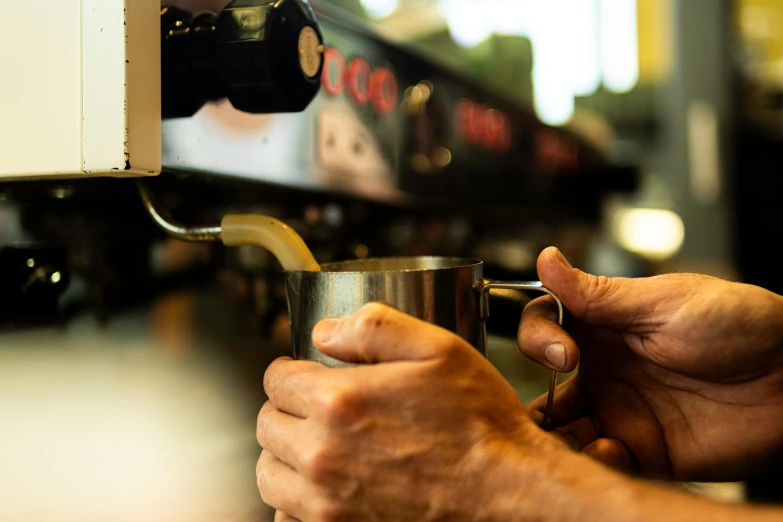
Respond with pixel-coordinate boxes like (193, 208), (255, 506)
(519, 247), (783, 481)
(256, 303), (573, 522)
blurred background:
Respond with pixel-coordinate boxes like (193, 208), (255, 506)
(2, 0), (783, 520)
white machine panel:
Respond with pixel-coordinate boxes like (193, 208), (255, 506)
(0, 0), (161, 179)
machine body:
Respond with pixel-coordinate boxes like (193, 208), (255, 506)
(0, 0), (636, 328)
(0, 0), (161, 178)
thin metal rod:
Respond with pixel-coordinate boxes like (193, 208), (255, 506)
(544, 371), (558, 430)
(137, 182), (223, 242)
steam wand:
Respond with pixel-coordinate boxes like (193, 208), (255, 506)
(138, 182), (222, 242)
(136, 182), (320, 272)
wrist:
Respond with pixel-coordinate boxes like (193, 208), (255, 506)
(470, 434), (626, 522)
(479, 435), (780, 522)
(475, 430), (658, 522)
(495, 443), (637, 522)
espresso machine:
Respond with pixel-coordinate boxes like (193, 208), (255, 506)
(0, 1), (637, 520)
(0, 0), (635, 327)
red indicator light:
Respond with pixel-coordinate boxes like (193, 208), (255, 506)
(455, 99), (512, 154)
(321, 47), (398, 115)
(321, 48), (346, 96)
(370, 67), (398, 116)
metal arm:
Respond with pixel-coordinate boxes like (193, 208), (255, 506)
(137, 182), (223, 242)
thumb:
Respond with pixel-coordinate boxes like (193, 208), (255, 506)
(311, 303), (460, 364)
(537, 247), (659, 329)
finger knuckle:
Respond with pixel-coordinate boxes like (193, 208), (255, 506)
(263, 359), (285, 400)
(299, 443), (334, 483)
(522, 296), (558, 320)
(259, 488), (276, 510)
(436, 338), (476, 368)
(357, 301), (391, 318)
(353, 302), (392, 334)
(518, 298), (557, 349)
(586, 274), (615, 301)
(275, 512), (293, 522)
(437, 342), (463, 364)
(258, 479), (272, 505)
(516, 327), (530, 352)
(318, 386), (361, 423)
(256, 458), (272, 498)
(310, 497), (345, 522)
(468, 418), (496, 445)
(580, 274), (614, 315)
(256, 402), (274, 446)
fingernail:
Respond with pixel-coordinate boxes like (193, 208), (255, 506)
(312, 319), (340, 345)
(556, 250), (573, 270)
(545, 343), (566, 370)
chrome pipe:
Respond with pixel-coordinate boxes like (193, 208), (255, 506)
(137, 182), (222, 242)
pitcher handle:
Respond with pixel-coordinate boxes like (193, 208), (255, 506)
(479, 281), (564, 431)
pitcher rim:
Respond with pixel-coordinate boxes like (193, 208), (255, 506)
(289, 256), (483, 274)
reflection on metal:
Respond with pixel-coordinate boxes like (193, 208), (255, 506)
(137, 182), (223, 243)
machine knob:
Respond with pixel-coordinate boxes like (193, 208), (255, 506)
(161, 7), (222, 118)
(217, 0), (325, 113)
(162, 0), (324, 118)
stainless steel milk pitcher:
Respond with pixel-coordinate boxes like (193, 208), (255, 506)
(285, 257), (564, 426)
(286, 257), (564, 365)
